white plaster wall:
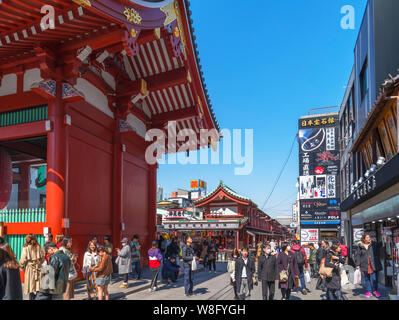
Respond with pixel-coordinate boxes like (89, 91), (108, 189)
(101, 71), (116, 90)
(0, 74), (17, 96)
(126, 113), (147, 138)
(75, 78), (114, 119)
(142, 100), (151, 119)
(24, 68), (43, 92)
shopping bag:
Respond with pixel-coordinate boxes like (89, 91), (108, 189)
(191, 259), (197, 271)
(340, 269), (349, 286)
(304, 270), (311, 283)
(354, 269), (362, 285)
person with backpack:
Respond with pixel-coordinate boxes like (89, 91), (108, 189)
(130, 235), (142, 280)
(290, 241), (309, 295)
(148, 241), (163, 292)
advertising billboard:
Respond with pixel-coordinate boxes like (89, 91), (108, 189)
(298, 113), (341, 233)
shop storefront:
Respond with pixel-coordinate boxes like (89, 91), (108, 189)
(162, 219), (244, 261)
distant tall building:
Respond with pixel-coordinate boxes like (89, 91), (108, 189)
(156, 186), (164, 203)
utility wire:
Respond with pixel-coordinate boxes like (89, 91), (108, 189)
(261, 134), (298, 211)
(263, 190), (298, 211)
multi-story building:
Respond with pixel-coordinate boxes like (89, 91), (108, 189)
(339, 0), (399, 290)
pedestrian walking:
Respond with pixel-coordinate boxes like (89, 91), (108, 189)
(163, 255), (181, 285)
(82, 240), (100, 300)
(354, 233), (383, 298)
(148, 241), (163, 292)
(0, 243), (23, 300)
(308, 243), (317, 278)
(277, 242), (300, 300)
(324, 244), (346, 300)
(130, 234), (142, 280)
(316, 240), (328, 291)
(199, 241), (208, 271)
(19, 234), (44, 300)
(90, 246), (113, 300)
(36, 242), (70, 300)
(291, 240), (309, 295)
(59, 237), (77, 300)
(227, 249), (239, 300)
(207, 242), (217, 273)
(116, 238), (131, 289)
(258, 244), (278, 300)
(234, 247), (255, 300)
(182, 236), (197, 297)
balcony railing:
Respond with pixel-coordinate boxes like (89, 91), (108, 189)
(0, 208), (46, 223)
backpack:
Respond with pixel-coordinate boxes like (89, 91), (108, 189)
(295, 250), (305, 266)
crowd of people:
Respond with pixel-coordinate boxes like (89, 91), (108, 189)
(225, 234), (383, 300)
(0, 232), (383, 300)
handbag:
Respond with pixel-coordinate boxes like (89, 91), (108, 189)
(304, 270), (311, 283)
(319, 258), (333, 278)
(68, 265), (78, 281)
(191, 259), (197, 271)
(279, 253), (291, 282)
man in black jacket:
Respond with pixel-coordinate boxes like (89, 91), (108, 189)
(182, 237), (197, 297)
(257, 244), (278, 300)
(316, 240), (328, 292)
(234, 247), (255, 300)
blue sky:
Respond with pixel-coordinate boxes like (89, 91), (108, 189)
(158, 0), (367, 217)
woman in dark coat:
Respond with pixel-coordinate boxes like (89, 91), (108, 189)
(0, 244), (23, 300)
(324, 245), (346, 300)
(276, 242), (299, 300)
(258, 244), (279, 300)
(354, 233), (383, 298)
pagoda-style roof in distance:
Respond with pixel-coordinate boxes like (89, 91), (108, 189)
(0, 0), (219, 152)
(194, 180), (253, 206)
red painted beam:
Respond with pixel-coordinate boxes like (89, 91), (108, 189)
(4, 222), (47, 235)
(151, 106), (197, 126)
(0, 121), (51, 142)
(0, 141), (47, 159)
(117, 67), (188, 97)
(0, 92), (48, 112)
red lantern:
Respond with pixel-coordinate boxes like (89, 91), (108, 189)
(0, 148), (12, 210)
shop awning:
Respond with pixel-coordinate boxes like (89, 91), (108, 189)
(246, 230), (274, 236)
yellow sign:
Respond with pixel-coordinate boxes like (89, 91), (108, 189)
(300, 117), (335, 128)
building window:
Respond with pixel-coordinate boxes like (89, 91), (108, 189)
(360, 59), (369, 103)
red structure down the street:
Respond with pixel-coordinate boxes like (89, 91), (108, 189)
(194, 181), (292, 248)
(0, 0), (220, 271)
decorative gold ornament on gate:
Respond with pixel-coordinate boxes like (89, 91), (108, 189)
(124, 7), (142, 25)
(72, 0), (91, 7)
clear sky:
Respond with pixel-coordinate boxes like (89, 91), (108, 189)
(158, 0), (367, 217)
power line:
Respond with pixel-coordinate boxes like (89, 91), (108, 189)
(261, 134), (298, 211)
(263, 190), (297, 211)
